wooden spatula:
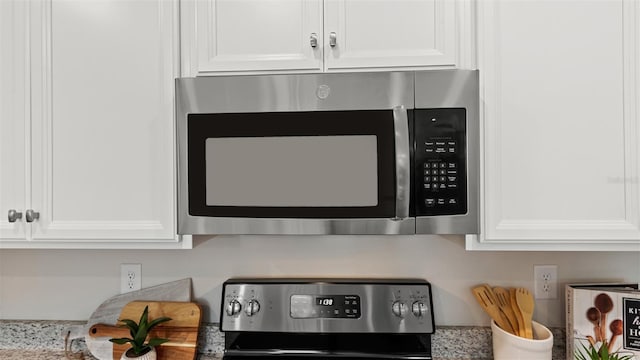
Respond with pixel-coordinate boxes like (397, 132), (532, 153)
(471, 285), (514, 334)
(493, 286), (520, 336)
(515, 287), (535, 339)
(510, 287), (526, 337)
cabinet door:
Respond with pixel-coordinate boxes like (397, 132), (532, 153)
(468, 0), (640, 250)
(194, 0), (323, 75)
(27, 0), (180, 245)
(0, 1), (28, 241)
(324, 0), (457, 71)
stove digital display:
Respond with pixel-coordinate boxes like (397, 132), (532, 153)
(315, 297), (334, 306)
(291, 294), (361, 319)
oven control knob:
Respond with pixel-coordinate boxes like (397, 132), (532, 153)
(412, 301), (428, 317)
(245, 299), (261, 316)
(226, 300), (242, 316)
(391, 301), (407, 318)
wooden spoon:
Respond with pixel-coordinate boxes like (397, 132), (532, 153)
(595, 293), (613, 342)
(515, 287), (535, 339)
(493, 287), (519, 336)
(608, 319), (623, 350)
(510, 287), (525, 337)
(471, 285), (514, 334)
(586, 307), (602, 342)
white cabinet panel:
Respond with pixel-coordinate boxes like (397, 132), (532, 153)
(468, 0), (640, 251)
(324, 0), (456, 71)
(0, 1), (28, 241)
(0, 0), (190, 248)
(186, 0), (470, 76)
(195, 0), (323, 74)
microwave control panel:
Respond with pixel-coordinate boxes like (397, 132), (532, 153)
(414, 108), (467, 216)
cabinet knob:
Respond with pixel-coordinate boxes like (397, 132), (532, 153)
(329, 32), (337, 47)
(25, 209), (40, 223)
(7, 209), (23, 223)
(310, 33), (318, 48)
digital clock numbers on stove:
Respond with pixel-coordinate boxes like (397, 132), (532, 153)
(291, 295), (361, 319)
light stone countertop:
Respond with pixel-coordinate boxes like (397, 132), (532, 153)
(0, 320), (566, 360)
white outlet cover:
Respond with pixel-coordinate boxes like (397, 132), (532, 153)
(120, 263), (141, 293)
(534, 264), (558, 299)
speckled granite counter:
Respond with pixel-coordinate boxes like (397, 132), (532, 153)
(0, 320), (565, 359)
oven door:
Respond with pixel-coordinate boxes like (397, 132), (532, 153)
(176, 72), (415, 235)
(222, 333), (432, 360)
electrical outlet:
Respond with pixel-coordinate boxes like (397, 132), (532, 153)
(121, 263), (141, 293)
(534, 265), (557, 299)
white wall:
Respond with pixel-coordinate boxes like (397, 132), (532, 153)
(0, 235), (638, 327)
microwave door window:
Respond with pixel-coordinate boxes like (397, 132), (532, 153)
(205, 136), (378, 207)
(186, 110), (396, 218)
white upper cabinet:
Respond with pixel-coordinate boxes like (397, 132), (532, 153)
(323, 0), (456, 71)
(0, 1), (28, 242)
(0, 0), (190, 249)
(184, 0), (472, 76)
(195, 0), (323, 73)
(467, 0), (640, 251)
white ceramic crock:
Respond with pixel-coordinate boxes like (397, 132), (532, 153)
(491, 320), (553, 360)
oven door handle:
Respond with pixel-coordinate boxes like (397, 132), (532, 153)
(392, 105), (410, 221)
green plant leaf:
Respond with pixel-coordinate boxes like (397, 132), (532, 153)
(147, 316), (172, 331)
(109, 338), (133, 346)
(117, 319), (139, 334)
(147, 338), (170, 347)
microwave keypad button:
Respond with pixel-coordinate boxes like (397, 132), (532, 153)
(448, 163), (456, 168)
(424, 183), (431, 189)
(439, 184), (446, 189)
(426, 148), (434, 153)
(439, 169), (447, 175)
(440, 163), (447, 168)
(448, 176), (457, 182)
(447, 169), (457, 175)
(425, 199), (435, 207)
(448, 198), (458, 205)
(424, 169), (430, 175)
(437, 199), (446, 205)
(435, 147), (446, 153)
(439, 176), (446, 182)
(424, 163), (430, 169)
(424, 176), (430, 182)
(447, 183), (457, 189)
(435, 142), (446, 146)
(425, 141), (434, 146)
(448, 141), (456, 146)
(448, 147), (456, 153)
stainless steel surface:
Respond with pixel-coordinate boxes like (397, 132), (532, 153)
(393, 106), (410, 220)
(391, 300), (407, 318)
(310, 33), (318, 48)
(226, 300), (241, 316)
(414, 70), (480, 235)
(176, 70), (480, 236)
(220, 280), (433, 334)
(176, 72), (414, 235)
(25, 209), (39, 223)
(244, 299), (260, 316)
(329, 32), (337, 47)
(7, 209), (22, 223)
(412, 301), (428, 317)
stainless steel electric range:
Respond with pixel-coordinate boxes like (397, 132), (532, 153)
(220, 278), (435, 359)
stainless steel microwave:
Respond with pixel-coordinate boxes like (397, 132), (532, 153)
(175, 70), (479, 235)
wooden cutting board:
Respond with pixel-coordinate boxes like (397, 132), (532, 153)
(89, 301), (201, 360)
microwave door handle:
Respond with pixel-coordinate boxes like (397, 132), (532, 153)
(392, 105), (410, 220)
